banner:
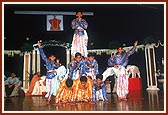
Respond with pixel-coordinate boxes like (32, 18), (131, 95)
(46, 15), (63, 31)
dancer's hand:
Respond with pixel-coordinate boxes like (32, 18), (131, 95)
(114, 64), (119, 68)
(37, 41), (41, 48)
(134, 41), (138, 46)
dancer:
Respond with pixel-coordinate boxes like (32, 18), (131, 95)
(71, 11), (88, 58)
(55, 78), (75, 104)
(73, 75), (92, 102)
(102, 41), (138, 100)
(85, 52), (99, 80)
(68, 52), (87, 80)
(91, 74), (108, 104)
(52, 64), (67, 96)
(37, 41), (57, 102)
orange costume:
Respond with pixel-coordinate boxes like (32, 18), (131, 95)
(55, 79), (76, 103)
(74, 77), (93, 102)
(26, 74), (40, 96)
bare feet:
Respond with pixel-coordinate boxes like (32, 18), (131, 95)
(123, 98), (127, 101)
(90, 101), (97, 104)
(83, 99), (89, 103)
(118, 97), (122, 101)
(118, 97), (127, 101)
(54, 102), (62, 106)
(68, 102), (76, 105)
(104, 101), (109, 104)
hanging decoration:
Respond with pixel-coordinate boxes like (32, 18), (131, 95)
(33, 40), (71, 49)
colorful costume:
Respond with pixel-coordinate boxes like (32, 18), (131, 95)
(71, 18), (88, 57)
(92, 80), (108, 102)
(55, 79), (76, 103)
(26, 74), (40, 96)
(102, 46), (136, 81)
(73, 77), (92, 102)
(68, 59), (87, 80)
(38, 48), (57, 98)
(52, 65), (67, 96)
(31, 76), (46, 95)
(102, 46), (136, 99)
(85, 58), (99, 80)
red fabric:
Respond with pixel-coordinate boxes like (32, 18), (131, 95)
(128, 90), (141, 102)
(43, 82), (46, 86)
(42, 92), (47, 96)
(128, 78), (141, 90)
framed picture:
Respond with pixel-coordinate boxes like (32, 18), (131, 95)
(46, 15), (63, 31)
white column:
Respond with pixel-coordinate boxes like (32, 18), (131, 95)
(145, 44), (159, 90)
(23, 52), (31, 92)
(147, 90), (159, 110)
(32, 50), (36, 74)
(66, 48), (70, 68)
(36, 49), (41, 72)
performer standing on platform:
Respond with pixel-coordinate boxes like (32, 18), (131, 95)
(71, 11), (88, 58)
(102, 41), (138, 100)
(85, 52), (99, 80)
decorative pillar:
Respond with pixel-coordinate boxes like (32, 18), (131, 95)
(23, 52), (31, 92)
(66, 48), (71, 68)
(32, 49), (41, 74)
(32, 50), (36, 74)
(145, 44), (159, 90)
(36, 49), (41, 72)
(147, 90), (159, 110)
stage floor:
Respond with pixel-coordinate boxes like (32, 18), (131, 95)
(3, 90), (165, 113)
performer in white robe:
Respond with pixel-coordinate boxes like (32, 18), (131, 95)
(102, 41), (138, 100)
(71, 12), (88, 58)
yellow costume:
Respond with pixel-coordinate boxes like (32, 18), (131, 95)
(74, 76), (93, 102)
(55, 79), (76, 103)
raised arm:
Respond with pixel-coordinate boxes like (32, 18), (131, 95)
(126, 41), (138, 57)
(37, 41), (48, 63)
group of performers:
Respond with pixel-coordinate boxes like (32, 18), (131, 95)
(37, 40), (107, 104)
(35, 11), (138, 105)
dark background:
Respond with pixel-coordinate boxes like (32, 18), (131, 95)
(3, 3), (165, 90)
(4, 4), (164, 49)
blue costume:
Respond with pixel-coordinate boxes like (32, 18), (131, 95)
(92, 80), (108, 102)
(39, 48), (66, 98)
(105, 46), (137, 99)
(68, 59), (87, 80)
(71, 18), (88, 57)
(39, 48), (57, 79)
(72, 18), (88, 36)
(108, 46), (136, 67)
(85, 58), (99, 80)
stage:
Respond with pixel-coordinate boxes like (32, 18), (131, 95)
(3, 89), (165, 112)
